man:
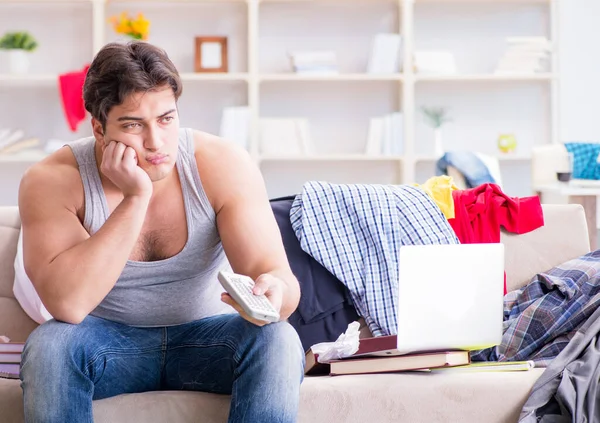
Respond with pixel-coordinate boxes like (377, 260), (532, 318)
(18, 41), (304, 423)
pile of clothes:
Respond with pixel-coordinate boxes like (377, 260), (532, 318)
(277, 170), (544, 348)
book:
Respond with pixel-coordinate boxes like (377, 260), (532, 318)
(0, 363), (20, 379)
(0, 353), (22, 364)
(365, 113), (403, 156)
(352, 334), (400, 357)
(305, 334), (400, 376)
(329, 350), (470, 376)
(0, 343), (24, 354)
(259, 118), (312, 156)
(219, 106), (250, 151)
(367, 33), (403, 74)
(431, 360), (535, 373)
(304, 349), (329, 376)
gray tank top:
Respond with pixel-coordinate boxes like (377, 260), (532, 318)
(67, 128), (233, 327)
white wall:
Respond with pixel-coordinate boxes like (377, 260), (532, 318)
(559, 0), (600, 143)
(0, 1), (596, 206)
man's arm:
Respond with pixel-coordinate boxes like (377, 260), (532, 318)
(195, 132), (300, 322)
(19, 145), (151, 324)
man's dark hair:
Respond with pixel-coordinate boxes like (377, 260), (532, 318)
(83, 41), (182, 129)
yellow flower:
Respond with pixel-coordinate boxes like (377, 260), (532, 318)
(131, 14), (150, 40)
(109, 11), (150, 40)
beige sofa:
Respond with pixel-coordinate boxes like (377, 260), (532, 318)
(0, 204), (591, 423)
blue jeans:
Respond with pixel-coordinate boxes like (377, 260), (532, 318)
(20, 314), (305, 423)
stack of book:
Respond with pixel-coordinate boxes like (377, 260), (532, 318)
(495, 37), (552, 74)
(305, 335), (535, 376)
(0, 342), (24, 380)
(288, 51), (338, 75)
(0, 129), (40, 155)
(365, 112), (403, 156)
(305, 335), (470, 376)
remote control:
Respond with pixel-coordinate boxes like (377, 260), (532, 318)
(218, 270), (280, 323)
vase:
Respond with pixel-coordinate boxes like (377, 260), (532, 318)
(8, 50), (30, 74)
(433, 128), (444, 157)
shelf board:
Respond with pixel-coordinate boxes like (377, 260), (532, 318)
(259, 154), (404, 162)
(0, 74), (58, 86)
(259, 73), (403, 82)
(0, 0), (91, 3)
(415, 73), (555, 82)
(415, 154), (531, 162)
(258, 0), (398, 2)
(0, 150), (48, 163)
(179, 73), (249, 82)
(0, 73), (249, 86)
(414, 0), (549, 3)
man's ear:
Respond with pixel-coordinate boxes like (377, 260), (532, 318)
(91, 118), (105, 143)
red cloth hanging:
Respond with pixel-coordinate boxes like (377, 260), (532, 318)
(58, 65), (90, 132)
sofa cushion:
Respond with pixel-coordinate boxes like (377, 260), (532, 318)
(0, 297), (37, 343)
(0, 378), (24, 423)
(0, 369), (546, 423)
(0, 206), (20, 230)
(0, 226), (18, 298)
(502, 204), (590, 293)
(0, 217), (37, 342)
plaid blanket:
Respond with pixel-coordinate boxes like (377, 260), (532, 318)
(472, 249), (600, 367)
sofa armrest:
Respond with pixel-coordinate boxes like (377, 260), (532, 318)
(502, 204), (590, 293)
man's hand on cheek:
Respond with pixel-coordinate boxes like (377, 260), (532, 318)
(221, 273), (284, 327)
(100, 141), (153, 198)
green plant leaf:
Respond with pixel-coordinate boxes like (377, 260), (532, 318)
(0, 31), (38, 51)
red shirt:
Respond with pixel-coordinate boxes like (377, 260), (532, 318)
(448, 183), (544, 293)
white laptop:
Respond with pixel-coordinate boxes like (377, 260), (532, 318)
(393, 243), (505, 355)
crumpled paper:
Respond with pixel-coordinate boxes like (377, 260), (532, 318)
(310, 321), (361, 363)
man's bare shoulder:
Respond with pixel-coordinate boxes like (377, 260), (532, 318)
(19, 147), (83, 212)
(190, 130), (260, 210)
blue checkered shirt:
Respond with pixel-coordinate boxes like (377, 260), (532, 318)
(290, 181), (459, 336)
(472, 249), (600, 366)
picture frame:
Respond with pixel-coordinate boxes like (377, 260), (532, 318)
(194, 36), (228, 73)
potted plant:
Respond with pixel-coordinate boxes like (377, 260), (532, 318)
(421, 106), (452, 157)
(0, 31), (38, 74)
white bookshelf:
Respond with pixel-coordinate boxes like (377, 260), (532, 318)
(0, 0), (558, 202)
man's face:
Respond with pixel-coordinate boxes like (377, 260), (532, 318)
(93, 86), (180, 183)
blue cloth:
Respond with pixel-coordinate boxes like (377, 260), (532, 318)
(471, 249), (600, 367)
(21, 314), (304, 422)
(564, 142), (600, 180)
(290, 181), (459, 337)
(270, 195), (359, 352)
(436, 151), (496, 188)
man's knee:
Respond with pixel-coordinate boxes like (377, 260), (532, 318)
(22, 319), (87, 376)
(250, 321), (305, 368)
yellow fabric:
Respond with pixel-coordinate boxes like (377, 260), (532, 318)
(414, 175), (458, 219)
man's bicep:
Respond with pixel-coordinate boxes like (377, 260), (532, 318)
(19, 167), (89, 285)
(216, 169), (288, 279)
